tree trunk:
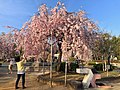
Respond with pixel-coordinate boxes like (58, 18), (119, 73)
(56, 42), (62, 72)
(58, 42), (62, 63)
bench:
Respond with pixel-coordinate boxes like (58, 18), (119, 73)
(76, 68), (101, 88)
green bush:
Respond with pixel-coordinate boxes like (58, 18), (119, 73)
(70, 62), (79, 72)
(93, 64), (103, 71)
(93, 64), (116, 71)
(59, 62), (69, 73)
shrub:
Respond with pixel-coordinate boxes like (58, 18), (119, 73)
(70, 62), (79, 72)
(59, 62), (69, 73)
(59, 62), (80, 72)
(93, 64), (116, 71)
(93, 64), (103, 71)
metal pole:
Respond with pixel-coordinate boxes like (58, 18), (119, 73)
(107, 65), (109, 77)
(105, 60), (107, 71)
(43, 48), (45, 75)
(65, 61), (67, 87)
(43, 60), (45, 75)
(50, 31), (53, 87)
(102, 55), (104, 71)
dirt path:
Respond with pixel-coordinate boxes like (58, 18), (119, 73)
(1, 63), (120, 90)
(0, 65), (69, 90)
(0, 73), (38, 90)
(0, 73), (70, 90)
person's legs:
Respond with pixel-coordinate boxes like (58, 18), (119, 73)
(15, 74), (21, 88)
(22, 73), (26, 88)
(9, 65), (13, 74)
(8, 65), (12, 74)
(8, 65), (10, 74)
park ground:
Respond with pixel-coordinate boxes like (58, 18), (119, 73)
(0, 62), (71, 90)
(1, 62), (120, 90)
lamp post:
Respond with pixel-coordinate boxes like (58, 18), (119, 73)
(50, 31), (53, 87)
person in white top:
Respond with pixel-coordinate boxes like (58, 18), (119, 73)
(8, 58), (15, 74)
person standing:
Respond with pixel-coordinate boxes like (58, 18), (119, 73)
(8, 57), (15, 74)
(15, 55), (27, 89)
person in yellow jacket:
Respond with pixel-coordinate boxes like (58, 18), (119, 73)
(15, 55), (27, 89)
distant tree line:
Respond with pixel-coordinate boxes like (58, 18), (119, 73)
(92, 32), (120, 60)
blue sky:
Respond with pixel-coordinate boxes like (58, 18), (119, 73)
(0, 0), (120, 36)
